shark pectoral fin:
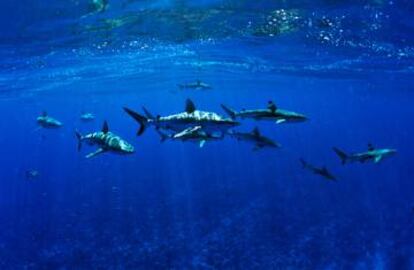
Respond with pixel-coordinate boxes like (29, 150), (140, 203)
(85, 148), (106, 159)
(276, 119), (286, 124)
(199, 140), (206, 148)
(374, 155), (383, 163)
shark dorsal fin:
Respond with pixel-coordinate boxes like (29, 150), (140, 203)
(368, 143), (375, 151)
(102, 121), (109, 134)
(252, 127), (260, 137)
(185, 99), (196, 113)
(267, 101), (277, 112)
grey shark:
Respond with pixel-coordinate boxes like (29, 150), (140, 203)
(178, 80), (212, 90)
(333, 144), (397, 164)
(157, 126), (224, 148)
(228, 127), (280, 150)
(300, 159), (337, 181)
(75, 121), (134, 159)
(221, 101), (307, 124)
(37, 112), (63, 128)
(123, 99), (240, 136)
(80, 112), (95, 122)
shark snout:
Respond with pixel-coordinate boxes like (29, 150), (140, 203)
(294, 114), (308, 122)
(120, 141), (135, 153)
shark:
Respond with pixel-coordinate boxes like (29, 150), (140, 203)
(75, 121), (134, 158)
(221, 101), (307, 124)
(333, 144), (397, 165)
(37, 112), (63, 128)
(80, 112), (95, 122)
(178, 80), (212, 90)
(156, 126), (224, 148)
(123, 99), (240, 136)
(300, 159), (337, 181)
(228, 127), (280, 150)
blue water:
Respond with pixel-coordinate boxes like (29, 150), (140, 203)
(1, 0), (414, 269)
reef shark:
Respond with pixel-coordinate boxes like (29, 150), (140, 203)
(221, 101), (307, 124)
(157, 126), (223, 148)
(80, 112), (95, 122)
(75, 121), (134, 158)
(178, 80), (212, 90)
(37, 112), (63, 128)
(228, 127), (280, 150)
(333, 144), (397, 164)
(300, 159), (337, 181)
(124, 99), (239, 136)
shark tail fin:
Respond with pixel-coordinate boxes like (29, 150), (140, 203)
(75, 130), (82, 151)
(221, 104), (236, 119)
(123, 107), (148, 136)
(333, 147), (348, 165)
(299, 158), (307, 168)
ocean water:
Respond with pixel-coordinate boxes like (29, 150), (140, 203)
(1, 0), (414, 269)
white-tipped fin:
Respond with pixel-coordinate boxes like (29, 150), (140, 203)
(199, 140), (206, 148)
(276, 119), (286, 124)
(374, 155), (383, 163)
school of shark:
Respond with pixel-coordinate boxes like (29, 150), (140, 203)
(36, 82), (396, 182)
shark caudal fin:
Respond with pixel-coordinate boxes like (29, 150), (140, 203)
(123, 107), (148, 136)
(75, 130), (83, 151)
(333, 147), (348, 165)
(221, 104), (236, 119)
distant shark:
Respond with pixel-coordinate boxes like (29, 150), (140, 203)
(178, 80), (212, 90)
(80, 112), (95, 122)
(75, 121), (134, 158)
(221, 101), (307, 124)
(37, 112), (63, 128)
(228, 127), (280, 150)
(157, 126), (223, 148)
(123, 99), (239, 136)
(333, 144), (397, 164)
(300, 159), (337, 181)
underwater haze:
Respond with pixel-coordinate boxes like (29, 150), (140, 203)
(1, 0), (414, 269)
